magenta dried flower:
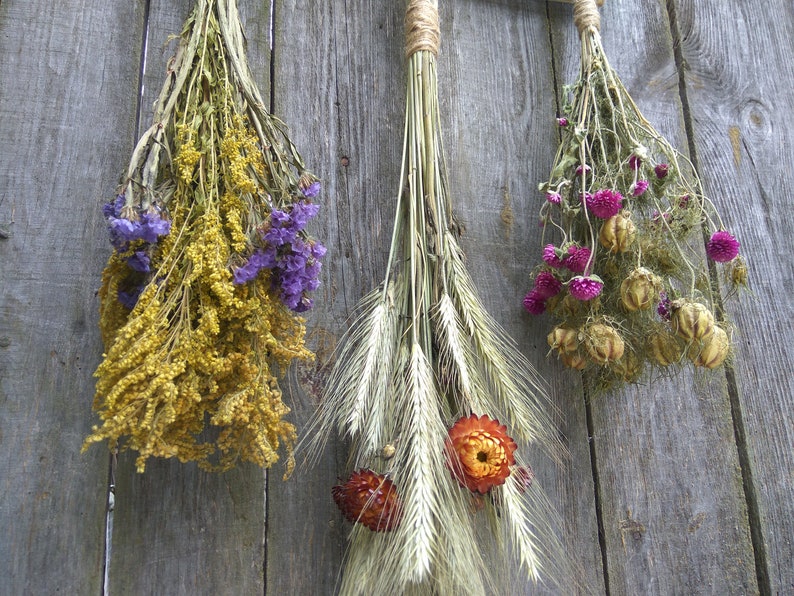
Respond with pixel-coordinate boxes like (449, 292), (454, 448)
(557, 117), (569, 127)
(631, 180), (649, 197)
(568, 276), (603, 301)
(706, 231), (740, 262)
(542, 244), (564, 268)
(586, 189), (623, 219)
(629, 154), (642, 170)
(523, 290), (546, 315)
(657, 291), (671, 321)
(575, 164), (591, 176)
(546, 191), (562, 204)
(563, 245), (592, 274)
(533, 271), (562, 299)
(654, 163), (669, 179)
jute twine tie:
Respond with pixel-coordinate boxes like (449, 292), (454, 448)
(573, 0), (601, 34)
(405, 0), (440, 57)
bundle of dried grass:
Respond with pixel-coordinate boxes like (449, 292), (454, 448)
(305, 1), (572, 593)
(527, 0), (747, 393)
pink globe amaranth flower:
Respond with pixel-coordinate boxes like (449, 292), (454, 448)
(546, 191), (562, 204)
(654, 163), (669, 179)
(707, 231), (740, 262)
(629, 154), (642, 170)
(533, 271), (562, 299)
(563, 245), (592, 274)
(575, 164), (591, 176)
(586, 189), (623, 219)
(523, 290), (546, 315)
(557, 117), (569, 127)
(542, 244), (564, 268)
(568, 276), (604, 301)
(631, 180), (649, 197)
(657, 291), (671, 321)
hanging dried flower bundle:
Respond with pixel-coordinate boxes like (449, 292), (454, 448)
(305, 1), (571, 593)
(527, 0), (747, 392)
(83, 0), (325, 473)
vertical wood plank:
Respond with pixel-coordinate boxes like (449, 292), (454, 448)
(547, 0), (759, 593)
(672, 0), (794, 592)
(0, 0), (145, 593)
(271, 0), (604, 593)
(106, 2), (271, 594)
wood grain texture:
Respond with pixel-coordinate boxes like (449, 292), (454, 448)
(0, 0), (145, 593)
(106, 2), (270, 594)
(548, 0), (758, 593)
(672, 0), (794, 592)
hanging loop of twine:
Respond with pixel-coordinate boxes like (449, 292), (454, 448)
(573, 0), (601, 34)
(405, 0), (440, 57)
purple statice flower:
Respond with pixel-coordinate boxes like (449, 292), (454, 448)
(556, 117), (569, 127)
(657, 291), (671, 320)
(568, 276), (603, 301)
(103, 194), (125, 218)
(232, 249), (278, 285)
(108, 216), (143, 250)
(575, 164), (591, 177)
(289, 201), (321, 232)
(301, 181), (321, 198)
(117, 285), (144, 310)
(263, 224), (297, 246)
(706, 230), (740, 262)
(139, 211), (171, 243)
(586, 189), (623, 219)
(563, 245), (592, 274)
(546, 191), (562, 205)
(523, 290), (546, 315)
(629, 154), (642, 170)
(654, 163), (669, 179)
(533, 271), (562, 299)
(631, 180), (649, 197)
(126, 250), (151, 273)
(542, 244), (564, 269)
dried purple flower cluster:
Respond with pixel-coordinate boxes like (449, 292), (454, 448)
(233, 199), (326, 312)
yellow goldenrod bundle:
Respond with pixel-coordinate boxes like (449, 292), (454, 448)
(84, 0), (325, 472)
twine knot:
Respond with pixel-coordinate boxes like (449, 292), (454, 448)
(405, 0), (440, 57)
(573, 0), (601, 34)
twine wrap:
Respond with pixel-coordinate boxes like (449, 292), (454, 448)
(573, 0), (601, 34)
(405, 0), (440, 57)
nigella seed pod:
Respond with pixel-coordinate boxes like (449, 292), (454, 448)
(584, 323), (625, 365)
(560, 350), (587, 370)
(670, 299), (715, 341)
(599, 212), (636, 253)
(547, 326), (579, 353)
(648, 331), (684, 366)
(611, 350), (642, 382)
(688, 326), (730, 369)
(620, 268), (662, 311)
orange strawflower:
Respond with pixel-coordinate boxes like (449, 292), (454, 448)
(445, 414), (517, 494)
(332, 469), (402, 532)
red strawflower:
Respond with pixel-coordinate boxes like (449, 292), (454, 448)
(445, 414), (517, 494)
(332, 469), (402, 532)
(563, 245), (592, 274)
(706, 230), (740, 262)
(568, 275), (603, 301)
(523, 290), (546, 315)
(586, 189), (623, 219)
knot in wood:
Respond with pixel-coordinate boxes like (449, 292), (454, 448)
(405, 0), (440, 57)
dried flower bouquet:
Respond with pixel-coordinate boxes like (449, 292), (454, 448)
(84, 0), (324, 473)
(526, 0), (747, 392)
(306, 1), (571, 593)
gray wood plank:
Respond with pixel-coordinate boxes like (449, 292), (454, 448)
(673, 0), (794, 592)
(271, 1), (604, 593)
(548, 0), (759, 593)
(0, 0), (146, 593)
(106, 2), (271, 594)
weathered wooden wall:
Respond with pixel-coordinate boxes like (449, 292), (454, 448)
(1, 0), (791, 594)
